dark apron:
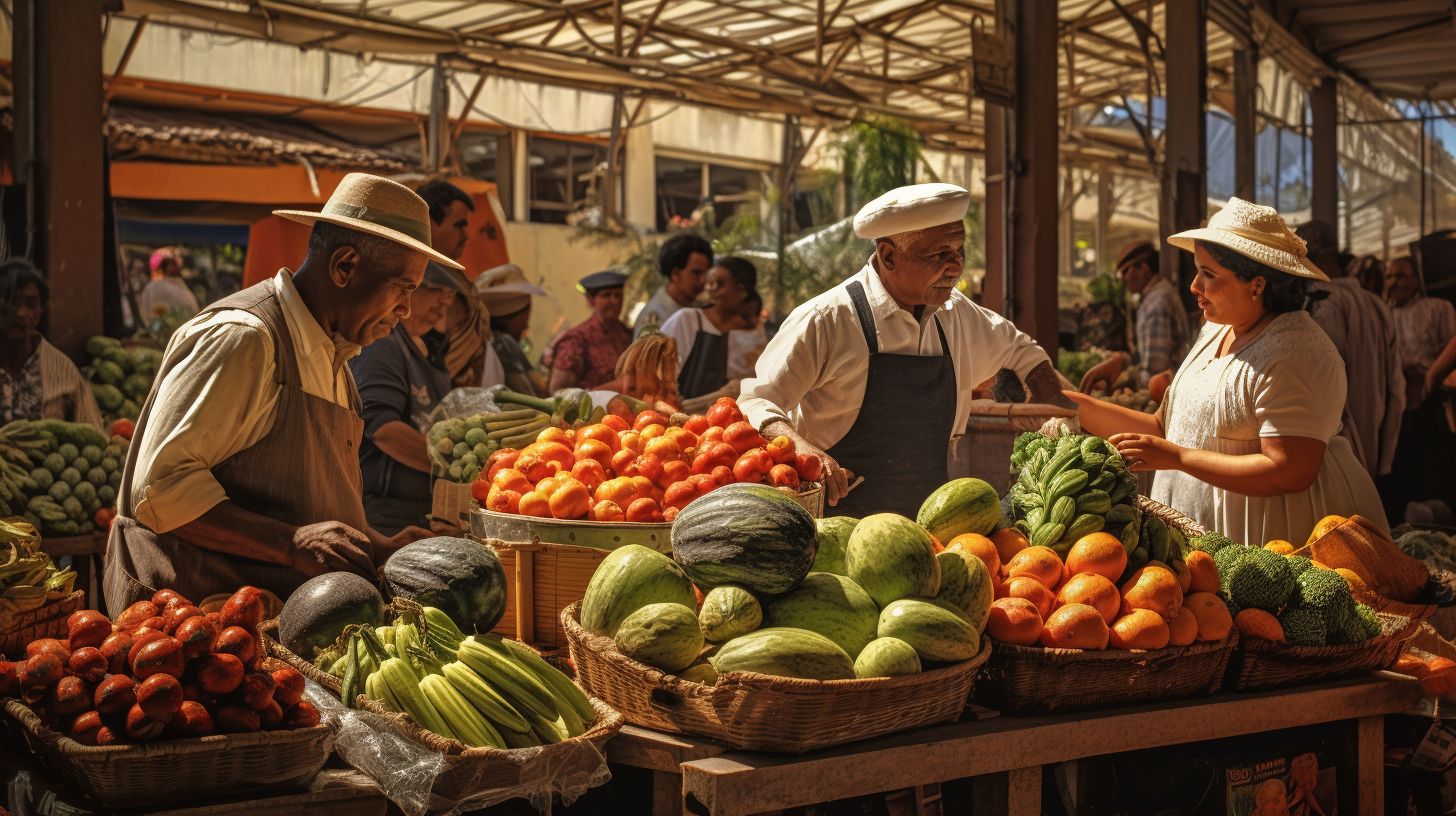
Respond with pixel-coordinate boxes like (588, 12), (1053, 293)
(826, 281), (958, 518)
(677, 312), (731, 399)
(104, 278), (371, 613)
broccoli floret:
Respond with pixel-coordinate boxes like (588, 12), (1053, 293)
(1354, 604), (1382, 640)
(1214, 545), (1253, 593)
(1295, 568), (1352, 611)
(1278, 607), (1328, 646)
(1228, 549), (1297, 612)
(1286, 555), (1314, 576)
(1191, 531), (1235, 554)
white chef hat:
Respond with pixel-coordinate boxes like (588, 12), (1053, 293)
(853, 183), (970, 240)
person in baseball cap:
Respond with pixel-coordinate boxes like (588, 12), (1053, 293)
(547, 270), (631, 391)
(1078, 238), (1192, 396)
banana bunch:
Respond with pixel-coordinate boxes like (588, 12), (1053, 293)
(0, 421), (48, 518)
(1009, 432), (1142, 556)
(327, 603), (594, 750)
(0, 518), (76, 615)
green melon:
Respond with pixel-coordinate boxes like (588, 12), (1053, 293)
(670, 483), (818, 595)
(878, 599), (980, 663)
(581, 544), (697, 636)
(678, 662), (719, 685)
(854, 637), (922, 678)
(699, 586), (762, 643)
(933, 551), (994, 634)
(811, 516), (858, 575)
(710, 627), (856, 681)
(614, 603), (704, 672)
(917, 478), (1000, 543)
(763, 573), (879, 657)
(845, 513), (940, 608)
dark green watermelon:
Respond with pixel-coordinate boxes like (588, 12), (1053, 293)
(381, 537), (507, 634)
(278, 572), (385, 658)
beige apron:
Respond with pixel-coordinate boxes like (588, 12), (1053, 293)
(103, 279), (370, 612)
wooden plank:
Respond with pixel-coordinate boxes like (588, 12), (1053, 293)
(651, 770), (683, 816)
(607, 725), (732, 773)
(1356, 715), (1383, 816)
(675, 677), (1419, 816)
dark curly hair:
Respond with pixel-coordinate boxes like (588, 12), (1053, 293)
(657, 233), (713, 279)
(1197, 240), (1327, 314)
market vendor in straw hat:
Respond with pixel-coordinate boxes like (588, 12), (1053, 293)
(476, 263), (549, 398)
(739, 183), (1069, 516)
(104, 173), (460, 612)
(1065, 197), (1388, 546)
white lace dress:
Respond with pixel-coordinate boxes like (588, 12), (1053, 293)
(1151, 311), (1388, 545)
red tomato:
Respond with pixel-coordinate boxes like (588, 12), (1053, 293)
(571, 459), (608, 493)
(485, 485), (522, 514)
(591, 500), (625, 522)
(768, 463), (801, 488)
(601, 414), (631, 433)
(94, 507), (116, 530)
(643, 436), (681, 461)
(700, 426), (725, 444)
(633, 410), (671, 432)
(594, 477), (638, 506)
(706, 400), (744, 428)
(663, 481), (700, 511)
(766, 435), (796, 465)
(732, 449), (773, 484)
(632, 454), (664, 484)
(471, 479), (491, 503)
(664, 506), (680, 522)
(485, 449), (521, 482)
(109, 418), (136, 440)
(683, 415), (710, 435)
(723, 421), (766, 455)
(626, 497), (664, 523)
(794, 452), (824, 481)
(690, 453), (716, 476)
(711, 465), (735, 486)
(658, 459), (691, 489)
(521, 441), (574, 473)
(610, 448), (638, 477)
(577, 424), (620, 452)
(518, 491), (552, 518)
(689, 473), (719, 494)
(492, 468), (534, 494)
(548, 479), (592, 520)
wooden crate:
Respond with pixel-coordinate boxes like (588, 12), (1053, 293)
(959, 401), (1078, 492)
(485, 538), (614, 650)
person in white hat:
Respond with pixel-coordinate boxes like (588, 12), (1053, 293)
(105, 172), (461, 612)
(738, 183), (1066, 515)
(1066, 197), (1388, 545)
(476, 263), (550, 397)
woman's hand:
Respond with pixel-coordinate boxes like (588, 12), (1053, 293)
(1110, 433), (1184, 472)
(1079, 354), (1127, 394)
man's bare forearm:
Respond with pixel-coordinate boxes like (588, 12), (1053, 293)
(168, 501), (297, 566)
(1026, 360), (1076, 408)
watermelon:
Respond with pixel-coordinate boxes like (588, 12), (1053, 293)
(917, 478), (1000, 543)
(278, 572), (385, 658)
(764, 573), (879, 657)
(678, 662), (719, 685)
(710, 627), (856, 681)
(614, 603), (704, 673)
(878, 599), (980, 663)
(381, 537), (507, 635)
(811, 517), (858, 575)
(846, 514), (941, 608)
(699, 586), (762, 643)
(670, 483), (817, 595)
(933, 551), (994, 634)
(581, 544), (697, 636)
(854, 637), (922, 678)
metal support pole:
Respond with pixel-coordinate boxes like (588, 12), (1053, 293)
(427, 56), (449, 173)
(1233, 46), (1257, 201)
(1311, 78), (1339, 228)
(1161, 0), (1207, 304)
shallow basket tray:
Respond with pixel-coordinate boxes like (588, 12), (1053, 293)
(263, 632), (623, 804)
(974, 633), (1238, 714)
(0, 590), (84, 657)
(3, 676), (332, 808)
(1227, 612), (1413, 692)
(561, 602), (989, 754)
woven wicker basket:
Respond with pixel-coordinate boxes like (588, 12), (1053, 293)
(263, 633), (623, 804)
(0, 590), (84, 657)
(561, 602), (989, 753)
(3, 679), (333, 807)
(1227, 613), (1414, 691)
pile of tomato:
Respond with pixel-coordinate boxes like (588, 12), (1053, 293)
(471, 397), (822, 523)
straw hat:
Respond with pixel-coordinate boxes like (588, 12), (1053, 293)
(475, 263), (547, 315)
(1167, 197), (1327, 281)
(274, 173), (463, 270)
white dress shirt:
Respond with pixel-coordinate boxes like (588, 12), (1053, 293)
(129, 270), (361, 533)
(739, 260), (1050, 455)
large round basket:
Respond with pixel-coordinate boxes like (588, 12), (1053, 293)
(2, 660), (332, 808)
(262, 632), (623, 808)
(0, 589), (83, 657)
(561, 602), (989, 754)
(1227, 612), (1414, 692)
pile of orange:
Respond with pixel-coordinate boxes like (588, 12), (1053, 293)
(948, 530), (1233, 652)
(471, 397), (823, 524)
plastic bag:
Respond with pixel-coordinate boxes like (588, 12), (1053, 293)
(306, 679), (611, 815)
(426, 387), (503, 428)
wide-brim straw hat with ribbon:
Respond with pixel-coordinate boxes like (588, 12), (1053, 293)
(274, 173), (464, 270)
(1167, 197), (1328, 281)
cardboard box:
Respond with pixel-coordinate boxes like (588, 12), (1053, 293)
(1225, 751), (1337, 816)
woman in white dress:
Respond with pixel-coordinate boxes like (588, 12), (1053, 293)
(1066, 198), (1387, 546)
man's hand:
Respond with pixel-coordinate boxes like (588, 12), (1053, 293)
(291, 521), (376, 578)
(1079, 354), (1127, 394)
(371, 525), (434, 568)
(764, 420), (854, 506)
(1109, 432), (1183, 472)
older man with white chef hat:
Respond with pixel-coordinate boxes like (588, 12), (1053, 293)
(739, 183), (1069, 515)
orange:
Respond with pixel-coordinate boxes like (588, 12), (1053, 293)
(946, 533), (1001, 578)
(1233, 608), (1285, 643)
(1167, 606), (1198, 646)
(986, 597), (1043, 646)
(1040, 603), (1110, 650)
(1056, 573), (1121, 624)
(1264, 540), (1294, 555)
(1005, 545), (1064, 590)
(1174, 559), (1192, 593)
(991, 528), (1030, 565)
(1004, 576), (1056, 618)
(1119, 565), (1184, 621)
(1108, 609), (1170, 650)
(1306, 515), (1346, 546)
(1184, 592), (1233, 641)
(1185, 550), (1220, 594)
(1064, 533), (1128, 583)
(1334, 568), (1366, 589)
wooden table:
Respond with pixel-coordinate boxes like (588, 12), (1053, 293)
(606, 674), (1423, 816)
(44, 531), (108, 607)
